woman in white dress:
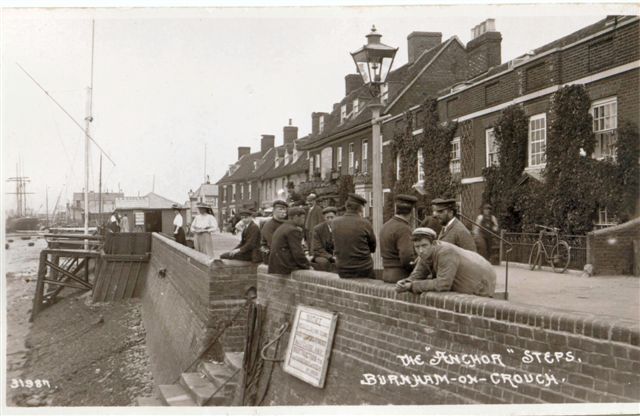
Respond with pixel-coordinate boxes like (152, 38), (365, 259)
(190, 202), (218, 257)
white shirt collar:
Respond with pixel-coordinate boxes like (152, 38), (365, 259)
(446, 217), (456, 230)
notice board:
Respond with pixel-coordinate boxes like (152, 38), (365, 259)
(134, 211), (144, 226)
(282, 305), (338, 388)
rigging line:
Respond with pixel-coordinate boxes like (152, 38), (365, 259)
(49, 105), (76, 176)
(15, 62), (115, 166)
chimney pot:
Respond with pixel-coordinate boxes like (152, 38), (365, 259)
(345, 74), (364, 96)
(283, 122), (298, 145)
(407, 32), (442, 64)
(237, 146), (251, 160)
(260, 135), (275, 155)
(466, 20), (502, 78)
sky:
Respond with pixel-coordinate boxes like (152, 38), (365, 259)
(2, 3), (638, 216)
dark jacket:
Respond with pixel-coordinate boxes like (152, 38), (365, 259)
(260, 218), (284, 251)
(304, 204), (324, 242)
(228, 221), (261, 262)
(332, 212), (376, 273)
(439, 218), (477, 252)
(380, 215), (415, 271)
(268, 221), (311, 274)
(311, 221), (334, 260)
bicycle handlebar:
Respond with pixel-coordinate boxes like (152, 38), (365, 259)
(535, 224), (560, 233)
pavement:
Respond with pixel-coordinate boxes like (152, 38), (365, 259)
(494, 263), (639, 322)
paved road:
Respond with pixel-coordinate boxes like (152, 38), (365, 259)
(495, 263), (639, 322)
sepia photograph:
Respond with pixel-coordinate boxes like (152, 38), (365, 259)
(2, 2), (639, 415)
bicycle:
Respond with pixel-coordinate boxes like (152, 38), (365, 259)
(528, 224), (571, 273)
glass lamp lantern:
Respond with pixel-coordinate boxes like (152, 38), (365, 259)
(350, 25), (398, 95)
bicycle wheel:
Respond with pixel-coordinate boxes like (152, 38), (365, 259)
(551, 241), (571, 273)
(528, 242), (542, 270)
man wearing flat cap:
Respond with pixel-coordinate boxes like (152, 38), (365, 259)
(332, 193), (376, 279)
(311, 206), (337, 271)
(260, 199), (289, 263)
(432, 198), (477, 252)
(220, 209), (261, 262)
(268, 207), (311, 274)
(380, 194), (418, 283)
(304, 192), (324, 245)
(396, 228), (496, 297)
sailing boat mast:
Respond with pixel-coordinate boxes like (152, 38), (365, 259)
(84, 19), (95, 238)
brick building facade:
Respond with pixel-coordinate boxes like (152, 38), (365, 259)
(381, 15), (639, 222)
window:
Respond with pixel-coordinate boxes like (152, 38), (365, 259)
(417, 149), (425, 182)
(528, 113), (547, 167)
(341, 104), (347, 123)
(232, 184), (236, 201)
(361, 140), (368, 174)
(450, 137), (461, 175)
(486, 128), (499, 167)
(336, 146), (343, 170)
(239, 183), (244, 200)
(314, 154), (321, 173)
(380, 83), (389, 105)
(348, 143), (355, 174)
(319, 115), (325, 133)
(590, 97), (617, 160)
(353, 99), (359, 114)
(248, 182), (252, 200)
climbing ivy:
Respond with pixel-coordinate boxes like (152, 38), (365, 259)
(420, 98), (460, 206)
(481, 104), (529, 231)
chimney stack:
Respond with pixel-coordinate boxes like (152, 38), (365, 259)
(237, 146), (251, 160)
(283, 119), (298, 145)
(260, 134), (275, 155)
(407, 32), (442, 64)
(345, 74), (364, 96)
(466, 19), (502, 78)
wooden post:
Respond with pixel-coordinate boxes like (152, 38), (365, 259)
(499, 229), (505, 264)
(30, 251), (48, 322)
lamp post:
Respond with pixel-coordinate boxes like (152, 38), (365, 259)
(351, 25), (398, 273)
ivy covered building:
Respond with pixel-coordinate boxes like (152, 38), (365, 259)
(382, 15), (639, 228)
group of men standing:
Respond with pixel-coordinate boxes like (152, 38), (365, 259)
(219, 192), (497, 298)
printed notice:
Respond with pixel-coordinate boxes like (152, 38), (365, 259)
(283, 305), (338, 388)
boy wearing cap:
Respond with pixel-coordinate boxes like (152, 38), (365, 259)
(311, 206), (337, 271)
(304, 192), (324, 245)
(260, 199), (289, 263)
(380, 194), (417, 283)
(268, 207), (311, 274)
(432, 198), (477, 252)
(396, 228), (496, 297)
(220, 209), (261, 262)
(332, 193), (377, 279)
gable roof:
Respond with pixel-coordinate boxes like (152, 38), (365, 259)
(116, 192), (179, 210)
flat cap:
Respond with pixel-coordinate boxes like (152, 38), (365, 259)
(196, 202), (210, 209)
(347, 193), (367, 206)
(287, 207), (307, 217)
(412, 227), (438, 239)
(322, 206), (337, 215)
(238, 209), (255, 217)
(395, 194), (418, 204)
(431, 198), (456, 210)
(171, 203), (182, 209)
(306, 193), (317, 200)
(272, 199), (289, 208)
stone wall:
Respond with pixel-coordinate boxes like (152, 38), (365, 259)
(257, 268), (639, 405)
(587, 218), (640, 276)
(140, 233), (257, 384)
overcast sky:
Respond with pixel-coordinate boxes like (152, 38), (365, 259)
(2, 4), (637, 215)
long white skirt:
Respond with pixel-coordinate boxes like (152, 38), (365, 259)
(194, 232), (215, 257)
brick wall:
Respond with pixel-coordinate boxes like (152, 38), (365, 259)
(257, 269), (639, 405)
(587, 218), (640, 276)
(140, 233), (257, 384)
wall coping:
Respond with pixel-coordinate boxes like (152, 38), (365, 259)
(258, 268), (639, 346)
(152, 232), (257, 271)
(589, 217), (640, 236)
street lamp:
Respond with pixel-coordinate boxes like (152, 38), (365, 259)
(351, 25), (397, 274)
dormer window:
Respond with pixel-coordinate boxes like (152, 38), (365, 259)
(353, 99), (359, 114)
(319, 115), (325, 133)
(340, 104), (347, 123)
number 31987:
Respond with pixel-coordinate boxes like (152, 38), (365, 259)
(10, 379), (50, 389)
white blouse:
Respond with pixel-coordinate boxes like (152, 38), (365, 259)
(190, 213), (219, 233)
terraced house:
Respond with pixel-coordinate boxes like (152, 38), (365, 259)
(215, 122), (309, 226)
(382, 15), (639, 223)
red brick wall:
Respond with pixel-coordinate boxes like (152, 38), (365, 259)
(141, 233), (257, 383)
(257, 269), (640, 405)
(587, 218), (640, 276)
